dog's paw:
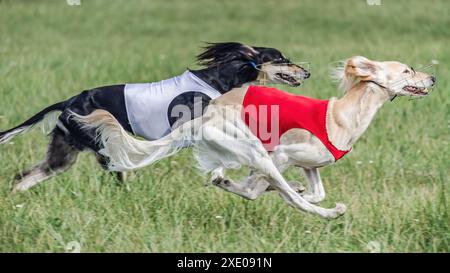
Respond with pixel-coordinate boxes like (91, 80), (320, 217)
(321, 203), (347, 219)
(12, 183), (28, 193)
(334, 203), (347, 216)
(212, 177), (230, 187)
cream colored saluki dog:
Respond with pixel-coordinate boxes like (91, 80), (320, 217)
(75, 56), (435, 219)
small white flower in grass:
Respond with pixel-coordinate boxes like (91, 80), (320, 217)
(70, 191), (81, 197)
(305, 230), (312, 234)
(15, 204), (24, 208)
(366, 0), (382, 6)
(66, 0), (81, 6)
(367, 241), (381, 253)
(369, 160), (374, 164)
(215, 215), (223, 219)
(356, 161), (362, 165)
(65, 241), (81, 253)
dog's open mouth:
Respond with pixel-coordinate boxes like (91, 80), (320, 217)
(275, 73), (301, 87)
(402, 85), (428, 96)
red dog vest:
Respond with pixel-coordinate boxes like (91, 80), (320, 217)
(242, 85), (350, 161)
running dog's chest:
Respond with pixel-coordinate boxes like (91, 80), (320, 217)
(124, 71), (221, 140)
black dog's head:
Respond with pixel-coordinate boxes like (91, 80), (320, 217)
(197, 42), (310, 87)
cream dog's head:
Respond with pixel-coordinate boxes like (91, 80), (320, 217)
(334, 56), (436, 97)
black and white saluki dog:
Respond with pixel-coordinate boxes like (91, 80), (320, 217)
(0, 42), (310, 192)
(73, 56), (435, 219)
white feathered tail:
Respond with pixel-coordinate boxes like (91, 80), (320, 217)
(71, 109), (201, 171)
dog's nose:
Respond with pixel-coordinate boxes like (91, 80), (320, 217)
(431, 76), (436, 85)
(304, 71), (311, 79)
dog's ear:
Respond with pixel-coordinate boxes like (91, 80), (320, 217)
(197, 42), (259, 67)
(236, 44), (260, 60)
(345, 56), (378, 80)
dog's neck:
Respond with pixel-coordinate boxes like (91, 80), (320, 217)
(326, 82), (391, 150)
(190, 65), (259, 94)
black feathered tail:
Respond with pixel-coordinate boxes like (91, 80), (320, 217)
(0, 101), (66, 144)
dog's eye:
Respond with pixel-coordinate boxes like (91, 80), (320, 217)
(272, 58), (284, 64)
(403, 69), (410, 74)
(272, 58), (291, 65)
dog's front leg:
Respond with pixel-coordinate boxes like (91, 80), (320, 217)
(275, 142), (333, 203)
(255, 156), (346, 219)
(301, 168), (326, 204)
(265, 149), (306, 193)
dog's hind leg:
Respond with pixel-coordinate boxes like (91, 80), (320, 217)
(212, 169), (304, 200)
(59, 110), (127, 182)
(13, 128), (79, 192)
(95, 153), (126, 183)
(212, 170), (270, 200)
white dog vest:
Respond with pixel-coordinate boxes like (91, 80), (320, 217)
(124, 71), (221, 140)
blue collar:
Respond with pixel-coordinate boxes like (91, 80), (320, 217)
(248, 61), (258, 69)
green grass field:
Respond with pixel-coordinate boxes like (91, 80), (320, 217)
(0, 0), (449, 252)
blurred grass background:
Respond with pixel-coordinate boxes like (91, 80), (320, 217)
(0, 0), (448, 252)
